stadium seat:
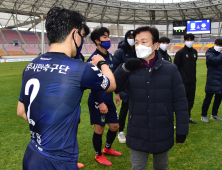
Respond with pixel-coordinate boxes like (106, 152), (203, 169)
(193, 44), (203, 52)
(3, 45), (24, 56)
(0, 34), (6, 44)
(2, 30), (24, 44)
(0, 49), (6, 56)
(203, 44), (214, 52)
(20, 31), (40, 44)
(22, 45), (40, 55)
(173, 44), (184, 53)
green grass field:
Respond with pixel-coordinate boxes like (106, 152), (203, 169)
(1, 60), (222, 170)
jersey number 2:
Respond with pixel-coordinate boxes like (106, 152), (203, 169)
(25, 78), (40, 126)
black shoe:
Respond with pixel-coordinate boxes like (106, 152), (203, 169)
(189, 118), (197, 124)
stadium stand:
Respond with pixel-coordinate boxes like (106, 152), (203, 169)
(3, 44), (24, 56)
(85, 45), (97, 54)
(2, 30), (24, 44)
(193, 44), (203, 52)
(20, 31), (40, 44)
(173, 44), (184, 52)
(22, 45), (40, 55)
(0, 29), (218, 56)
(0, 33), (6, 44)
(203, 44), (214, 52)
(0, 49), (6, 56)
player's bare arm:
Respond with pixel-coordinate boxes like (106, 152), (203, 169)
(17, 101), (28, 122)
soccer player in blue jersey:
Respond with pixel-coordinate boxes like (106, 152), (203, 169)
(87, 27), (121, 166)
(75, 24), (90, 62)
(17, 7), (116, 170)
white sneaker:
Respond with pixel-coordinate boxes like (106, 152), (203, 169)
(118, 132), (126, 143)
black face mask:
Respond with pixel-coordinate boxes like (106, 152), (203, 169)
(72, 31), (83, 58)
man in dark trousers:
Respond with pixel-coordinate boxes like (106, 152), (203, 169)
(201, 39), (222, 123)
(174, 33), (198, 124)
(158, 37), (172, 62)
(114, 26), (189, 170)
(113, 30), (137, 143)
(87, 27), (121, 166)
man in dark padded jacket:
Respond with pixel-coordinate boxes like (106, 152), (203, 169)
(201, 39), (222, 123)
(158, 37), (172, 62)
(174, 33), (198, 124)
(114, 26), (189, 170)
(113, 30), (137, 143)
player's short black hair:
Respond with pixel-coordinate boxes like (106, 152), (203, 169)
(133, 26), (159, 44)
(184, 33), (195, 41)
(90, 27), (110, 45)
(159, 37), (170, 43)
(83, 24), (90, 36)
(45, 7), (84, 44)
(215, 39), (222, 46)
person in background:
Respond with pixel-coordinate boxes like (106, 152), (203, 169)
(113, 30), (137, 143)
(75, 24), (90, 61)
(87, 27), (121, 166)
(158, 37), (172, 62)
(17, 7), (116, 170)
(201, 39), (222, 123)
(114, 26), (189, 170)
(174, 33), (198, 124)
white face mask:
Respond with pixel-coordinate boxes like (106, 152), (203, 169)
(127, 39), (135, 46)
(214, 46), (222, 53)
(159, 44), (169, 52)
(185, 41), (194, 48)
(136, 44), (154, 59)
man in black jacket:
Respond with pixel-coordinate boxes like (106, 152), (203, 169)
(201, 39), (222, 123)
(174, 33), (198, 124)
(113, 30), (137, 143)
(158, 37), (172, 62)
(114, 26), (189, 170)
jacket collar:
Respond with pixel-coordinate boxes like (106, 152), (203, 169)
(153, 50), (163, 70)
(184, 45), (193, 51)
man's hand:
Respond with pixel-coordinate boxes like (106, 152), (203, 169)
(176, 135), (187, 143)
(99, 103), (108, 114)
(91, 54), (105, 66)
(123, 58), (142, 72)
(115, 93), (121, 106)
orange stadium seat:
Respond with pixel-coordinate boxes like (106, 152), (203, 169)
(0, 49), (6, 56)
(203, 44), (214, 53)
(173, 45), (184, 53)
(193, 44), (203, 52)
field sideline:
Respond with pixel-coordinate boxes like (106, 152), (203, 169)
(1, 60), (222, 170)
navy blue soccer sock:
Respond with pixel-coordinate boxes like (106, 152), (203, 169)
(105, 129), (117, 149)
(93, 132), (102, 156)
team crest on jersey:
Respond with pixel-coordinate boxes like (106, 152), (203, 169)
(194, 54), (196, 58)
(101, 76), (109, 89)
(101, 115), (105, 122)
(186, 54), (189, 58)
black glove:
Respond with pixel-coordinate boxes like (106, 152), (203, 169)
(123, 58), (142, 72)
(176, 135), (186, 143)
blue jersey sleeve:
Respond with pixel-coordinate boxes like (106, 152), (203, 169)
(19, 70), (25, 103)
(80, 63), (110, 92)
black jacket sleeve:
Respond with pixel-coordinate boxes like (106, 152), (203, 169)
(172, 66), (189, 135)
(114, 64), (130, 94)
(174, 51), (182, 69)
(113, 49), (122, 72)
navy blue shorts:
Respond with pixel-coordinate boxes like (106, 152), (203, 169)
(23, 146), (78, 170)
(88, 101), (118, 126)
